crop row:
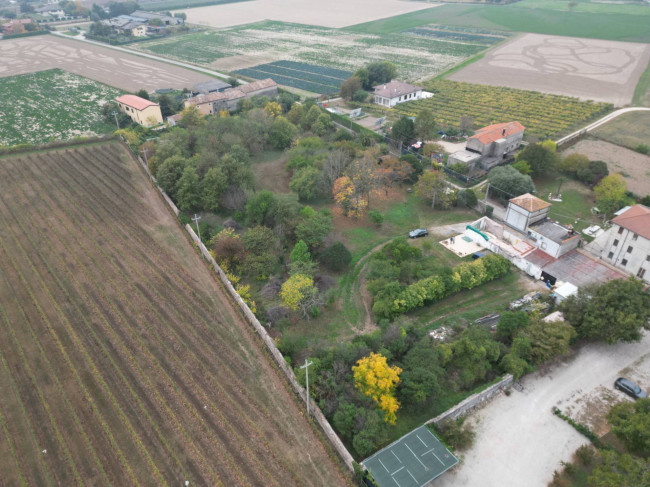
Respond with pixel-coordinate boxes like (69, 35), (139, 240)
(392, 80), (612, 138)
(406, 28), (504, 45)
(238, 63), (347, 85)
(235, 68), (340, 94)
(0, 144), (312, 484)
(270, 60), (352, 80)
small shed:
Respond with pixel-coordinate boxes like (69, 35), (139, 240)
(505, 193), (551, 233)
(553, 282), (578, 304)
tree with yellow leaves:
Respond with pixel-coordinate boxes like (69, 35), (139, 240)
(352, 352), (402, 424)
(264, 101), (283, 118)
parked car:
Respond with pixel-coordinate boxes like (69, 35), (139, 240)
(614, 377), (647, 399)
(408, 228), (428, 239)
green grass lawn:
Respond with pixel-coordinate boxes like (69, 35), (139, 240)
(591, 111), (650, 149)
(632, 60), (650, 106)
(533, 176), (600, 233)
(0, 69), (122, 147)
(346, 4), (650, 42)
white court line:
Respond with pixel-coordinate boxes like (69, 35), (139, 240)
(392, 450), (402, 463)
(379, 458), (389, 473)
(391, 466), (405, 475)
(392, 476), (402, 487)
(421, 448), (444, 466)
(405, 444), (427, 469)
(408, 470), (417, 483)
(416, 434), (429, 448)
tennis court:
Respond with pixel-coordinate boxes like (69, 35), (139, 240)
(362, 426), (458, 487)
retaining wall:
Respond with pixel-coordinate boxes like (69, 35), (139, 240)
(133, 152), (355, 471)
(426, 374), (513, 425)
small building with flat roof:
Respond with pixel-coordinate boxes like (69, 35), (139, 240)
(526, 220), (580, 259)
(447, 150), (481, 168)
(192, 79), (232, 95)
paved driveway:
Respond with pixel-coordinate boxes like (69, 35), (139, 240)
(436, 332), (650, 487)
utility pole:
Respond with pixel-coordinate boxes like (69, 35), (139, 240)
(300, 358), (313, 416)
(192, 214), (201, 242)
(111, 111), (120, 130)
(139, 148), (149, 167)
(484, 182), (490, 211)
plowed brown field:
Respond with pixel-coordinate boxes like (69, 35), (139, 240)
(0, 142), (348, 486)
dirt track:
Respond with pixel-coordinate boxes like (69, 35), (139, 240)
(0, 34), (212, 91)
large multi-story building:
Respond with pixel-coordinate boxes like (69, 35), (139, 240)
(592, 205), (650, 283)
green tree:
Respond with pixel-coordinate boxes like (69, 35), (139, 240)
(289, 167), (322, 201)
(178, 105), (205, 130)
(320, 242), (352, 271)
(362, 61), (398, 89)
(176, 166), (201, 211)
(594, 173), (627, 219)
(414, 109), (436, 141)
(520, 318), (575, 364)
(245, 190), (277, 226)
(289, 240), (316, 275)
(312, 113), (334, 136)
(156, 155), (187, 199)
(446, 327), (500, 390)
(270, 116), (297, 149)
(488, 166), (536, 200)
(559, 153), (589, 175)
(303, 105), (322, 131)
(399, 340), (443, 408)
(496, 311), (529, 343)
(135, 89), (150, 100)
(517, 143), (558, 177)
(512, 160), (532, 175)
(414, 170), (450, 208)
(560, 278), (650, 344)
(607, 399), (650, 458)
(577, 160), (609, 186)
(242, 226), (278, 279)
(286, 103), (305, 126)
(457, 189), (478, 208)
(392, 116), (415, 143)
(295, 210), (333, 251)
(201, 167), (227, 212)
(340, 76), (362, 100)
(587, 450), (650, 487)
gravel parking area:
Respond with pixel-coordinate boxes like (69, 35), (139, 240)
(436, 332), (650, 487)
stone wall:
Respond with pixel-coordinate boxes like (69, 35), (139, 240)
(426, 375), (513, 426)
(133, 151), (355, 472)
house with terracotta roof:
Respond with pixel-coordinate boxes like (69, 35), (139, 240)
(116, 94), (163, 127)
(184, 78), (278, 115)
(448, 122), (525, 171)
(589, 205), (650, 283)
(372, 80), (422, 107)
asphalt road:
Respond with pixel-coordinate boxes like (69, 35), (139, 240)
(436, 332), (650, 487)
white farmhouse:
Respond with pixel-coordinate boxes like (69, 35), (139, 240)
(373, 80), (422, 107)
(592, 205), (650, 283)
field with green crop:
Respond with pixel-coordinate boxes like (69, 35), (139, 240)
(234, 61), (352, 94)
(347, 3), (650, 42)
(391, 80), (612, 139)
(0, 69), (121, 147)
(134, 21), (488, 81)
(139, 0), (250, 11)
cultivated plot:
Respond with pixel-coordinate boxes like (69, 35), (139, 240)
(0, 69), (120, 147)
(448, 33), (650, 106)
(0, 34), (213, 91)
(136, 21), (485, 81)
(0, 142), (348, 486)
(177, 0), (437, 29)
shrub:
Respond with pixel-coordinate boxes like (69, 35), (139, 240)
(635, 143), (649, 155)
(437, 418), (476, 451)
(320, 242), (352, 271)
(368, 209), (384, 226)
(576, 444), (596, 466)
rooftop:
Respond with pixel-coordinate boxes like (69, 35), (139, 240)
(470, 121), (525, 145)
(529, 220), (578, 244)
(509, 193), (551, 213)
(193, 79), (232, 94)
(525, 248), (556, 268)
(116, 94), (159, 111)
(373, 79), (423, 99)
(542, 250), (626, 288)
(612, 204), (650, 240)
(186, 88), (246, 105)
(450, 150), (481, 163)
(238, 78), (277, 94)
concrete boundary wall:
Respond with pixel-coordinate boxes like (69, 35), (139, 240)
(134, 152), (355, 472)
(426, 375), (513, 426)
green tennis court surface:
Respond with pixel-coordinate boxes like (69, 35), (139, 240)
(362, 425), (458, 487)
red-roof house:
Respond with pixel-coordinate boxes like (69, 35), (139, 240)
(465, 121), (525, 170)
(116, 94), (163, 128)
(596, 204), (650, 283)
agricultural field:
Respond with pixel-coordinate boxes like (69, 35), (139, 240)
(134, 21), (487, 82)
(404, 24), (509, 47)
(140, 0), (250, 11)
(234, 61), (352, 95)
(0, 34), (212, 92)
(0, 142), (348, 486)
(346, 3), (650, 43)
(391, 79), (612, 140)
(591, 110), (650, 149)
(448, 34), (650, 106)
(0, 69), (121, 147)
(176, 0), (435, 29)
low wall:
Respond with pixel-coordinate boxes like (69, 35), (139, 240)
(426, 375), (513, 425)
(133, 152), (355, 472)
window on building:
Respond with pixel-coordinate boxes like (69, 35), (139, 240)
(607, 251), (614, 259)
(627, 246), (633, 253)
(632, 233), (638, 241)
(621, 259), (628, 267)
(638, 268), (646, 279)
(613, 239), (619, 246)
(618, 227), (624, 234)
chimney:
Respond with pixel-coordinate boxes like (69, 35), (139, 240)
(502, 128), (506, 136)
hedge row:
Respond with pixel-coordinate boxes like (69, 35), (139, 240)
(374, 254), (511, 319)
(1, 30), (49, 40)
